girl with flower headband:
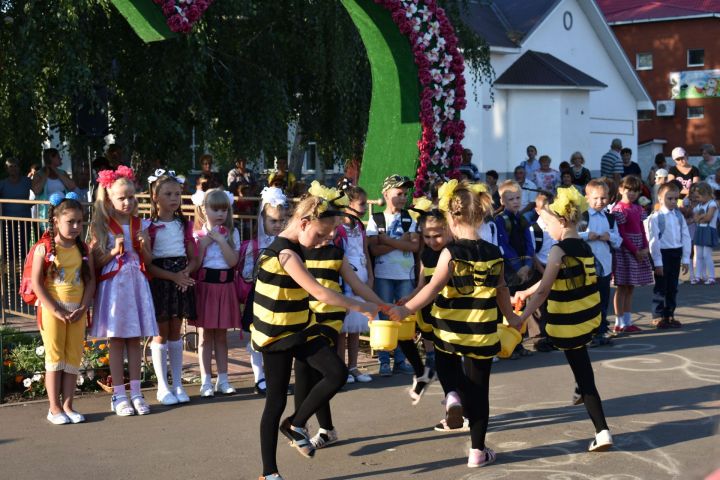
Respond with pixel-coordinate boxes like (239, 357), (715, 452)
(145, 171), (197, 406)
(191, 188), (241, 398)
(90, 166), (158, 417)
(251, 182), (379, 480)
(388, 179), (521, 469)
(513, 186), (613, 453)
(240, 186), (289, 396)
(32, 192), (95, 424)
(334, 179), (375, 385)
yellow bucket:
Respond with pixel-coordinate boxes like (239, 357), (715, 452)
(397, 316), (416, 341)
(369, 320), (399, 351)
(503, 317), (527, 335)
(497, 324), (522, 359)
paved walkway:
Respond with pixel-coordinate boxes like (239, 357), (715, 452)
(2, 274), (719, 479)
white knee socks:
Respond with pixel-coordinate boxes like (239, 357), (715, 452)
(150, 342), (170, 392)
(167, 340), (184, 389)
(246, 341), (265, 383)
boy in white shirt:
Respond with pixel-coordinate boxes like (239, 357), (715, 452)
(367, 175), (421, 376)
(579, 179), (622, 346)
(647, 182), (690, 328)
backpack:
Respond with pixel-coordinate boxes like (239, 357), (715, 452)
(655, 209), (685, 240)
(372, 210), (413, 234)
(97, 216), (148, 282)
(580, 210), (616, 231)
(529, 222), (544, 254)
(20, 232), (54, 305)
(235, 238), (259, 303)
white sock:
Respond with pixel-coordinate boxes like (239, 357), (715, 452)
(247, 342), (265, 383)
(150, 342), (170, 392)
(624, 312), (632, 326)
(217, 372), (229, 385)
(200, 372), (212, 386)
(167, 340), (184, 389)
(614, 315), (622, 328)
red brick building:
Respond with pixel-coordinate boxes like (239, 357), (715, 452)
(598, 0), (720, 163)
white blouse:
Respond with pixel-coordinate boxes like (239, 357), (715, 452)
(197, 226), (241, 269)
(151, 220), (186, 258)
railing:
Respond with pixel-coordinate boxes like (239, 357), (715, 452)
(0, 195), (383, 323)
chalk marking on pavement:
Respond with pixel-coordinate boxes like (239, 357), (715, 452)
(601, 352), (720, 384)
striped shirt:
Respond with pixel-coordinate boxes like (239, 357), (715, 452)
(600, 150), (623, 177)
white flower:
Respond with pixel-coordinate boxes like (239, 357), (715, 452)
(35, 346), (45, 356)
(32, 373), (42, 382)
(23, 378), (32, 388)
(76, 376), (85, 386)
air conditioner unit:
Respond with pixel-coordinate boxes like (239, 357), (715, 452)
(656, 100), (675, 116)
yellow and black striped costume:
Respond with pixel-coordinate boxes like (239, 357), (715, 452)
(545, 238), (601, 350)
(431, 239), (502, 359)
(303, 244), (345, 346)
(250, 237), (311, 352)
(417, 247), (441, 341)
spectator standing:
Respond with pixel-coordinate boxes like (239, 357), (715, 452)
(601, 138), (624, 183)
(458, 149), (481, 181)
(32, 148), (77, 224)
(199, 154), (222, 189)
(519, 145), (541, 179)
(647, 153), (668, 188)
(652, 169), (669, 205)
(0, 158), (33, 261)
(698, 144), (719, 181)
(531, 155), (560, 194)
(513, 166), (538, 215)
(667, 147), (700, 199)
(621, 148), (641, 178)
(485, 170), (501, 209)
(569, 152), (592, 191)
(706, 169), (720, 199)
(227, 157), (255, 189)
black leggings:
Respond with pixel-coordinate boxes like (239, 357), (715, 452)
(293, 340), (345, 431)
(435, 349), (492, 449)
(398, 339), (425, 377)
(259, 338), (348, 476)
(564, 347), (608, 433)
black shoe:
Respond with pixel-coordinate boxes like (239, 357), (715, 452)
(254, 379), (267, 396)
(572, 385), (584, 405)
(533, 337), (554, 352)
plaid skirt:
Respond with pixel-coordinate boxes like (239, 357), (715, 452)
(613, 233), (654, 286)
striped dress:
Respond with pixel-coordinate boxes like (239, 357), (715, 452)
(304, 244), (345, 346)
(417, 247), (441, 341)
(431, 239), (503, 360)
(545, 238), (601, 350)
(250, 237), (311, 352)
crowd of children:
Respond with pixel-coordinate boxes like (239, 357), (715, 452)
(27, 150), (716, 478)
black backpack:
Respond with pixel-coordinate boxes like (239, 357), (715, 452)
(580, 210), (616, 231)
(372, 210), (413, 234)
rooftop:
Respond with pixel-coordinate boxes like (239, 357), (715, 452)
(596, 0), (720, 24)
(494, 50), (607, 89)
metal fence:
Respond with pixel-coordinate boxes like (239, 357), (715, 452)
(0, 195), (382, 323)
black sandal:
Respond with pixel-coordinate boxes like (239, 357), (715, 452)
(279, 418), (315, 458)
(254, 379), (267, 396)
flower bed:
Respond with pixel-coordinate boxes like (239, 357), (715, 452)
(374, 0), (466, 196)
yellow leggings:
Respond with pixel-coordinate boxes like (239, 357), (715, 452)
(40, 308), (85, 375)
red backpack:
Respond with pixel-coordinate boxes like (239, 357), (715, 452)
(20, 232), (54, 305)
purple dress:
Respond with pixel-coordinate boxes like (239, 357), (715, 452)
(91, 221), (158, 339)
(612, 202), (654, 286)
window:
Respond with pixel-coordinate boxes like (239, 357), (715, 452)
(688, 49), (705, 67)
(688, 106), (704, 119)
(638, 110), (653, 121)
(636, 52), (653, 70)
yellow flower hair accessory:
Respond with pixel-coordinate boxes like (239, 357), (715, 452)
(437, 179), (458, 212)
(409, 196), (434, 221)
(549, 186), (589, 218)
(468, 182), (488, 195)
(308, 181), (348, 214)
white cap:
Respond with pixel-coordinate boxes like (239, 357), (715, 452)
(671, 147), (686, 160)
(655, 168), (669, 178)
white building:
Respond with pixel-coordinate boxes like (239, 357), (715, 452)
(462, 0), (653, 177)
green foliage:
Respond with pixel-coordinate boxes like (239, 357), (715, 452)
(0, 1), (491, 172)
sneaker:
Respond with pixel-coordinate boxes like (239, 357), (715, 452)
(379, 363), (392, 377)
(393, 362), (415, 375)
(199, 383), (215, 398)
(445, 391), (464, 429)
(156, 388), (179, 406)
(279, 417), (315, 458)
(47, 410), (70, 425)
(64, 410), (86, 424)
(215, 380), (236, 395)
(533, 337), (554, 352)
(434, 417), (470, 432)
(572, 385), (584, 406)
(174, 386), (190, 403)
(259, 474), (284, 480)
(588, 429), (613, 452)
(668, 317), (682, 328)
(612, 325), (626, 334)
(589, 333), (613, 347)
(690, 278), (700, 285)
(349, 368), (372, 383)
(310, 427), (338, 449)
(655, 318), (671, 329)
(624, 325), (642, 333)
(468, 447), (496, 468)
(705, 278), (716, 285)
(346, 374), (355, 384)
(409, 367), (436, 405)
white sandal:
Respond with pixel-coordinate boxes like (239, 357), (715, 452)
(131, 394), (151, 415)
(111, 395), (135, 417)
